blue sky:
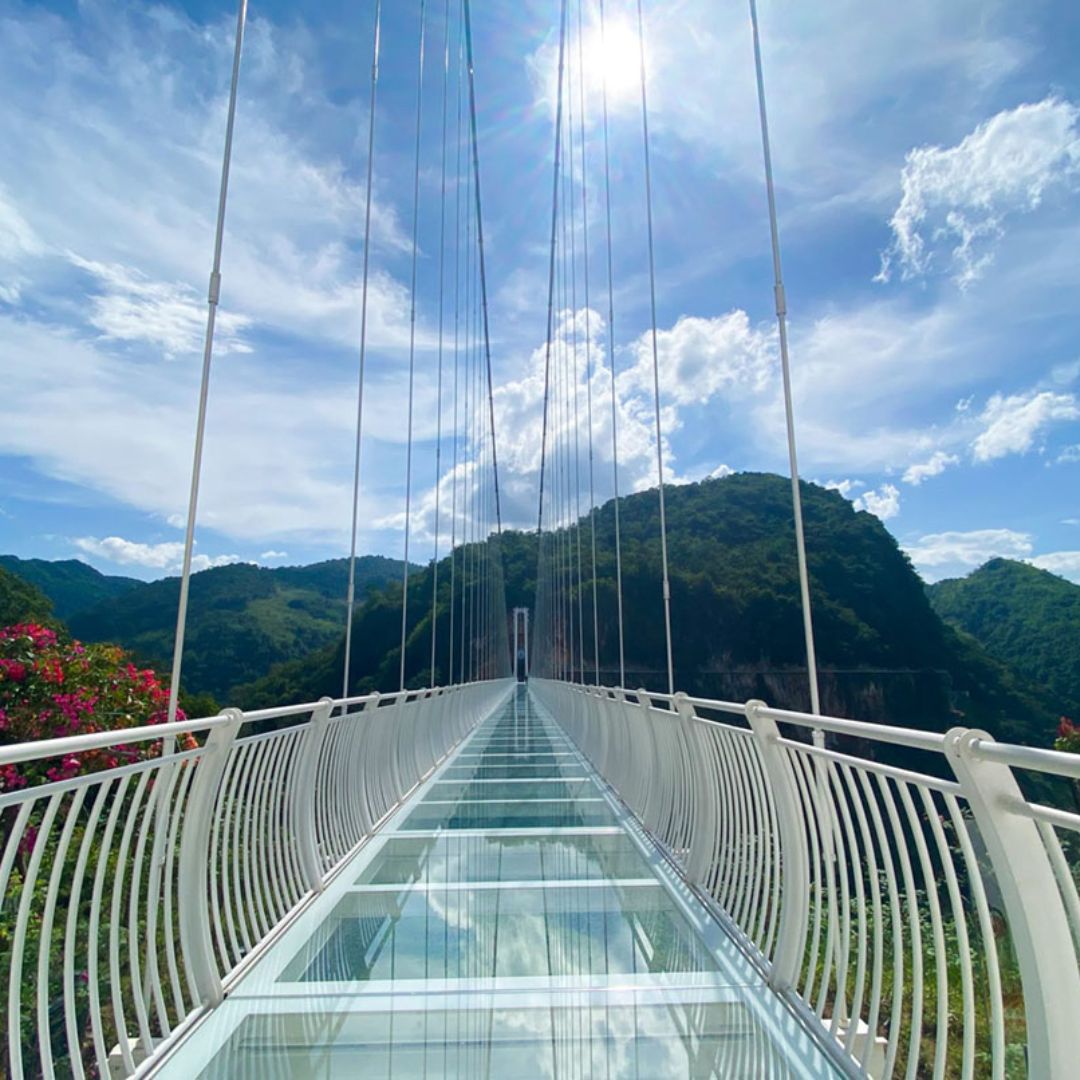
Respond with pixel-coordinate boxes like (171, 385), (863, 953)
(0, 0), (1078, 583)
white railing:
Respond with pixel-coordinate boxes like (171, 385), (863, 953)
(0, 679), (512, 1078)
(533, 679), (1080, 1080)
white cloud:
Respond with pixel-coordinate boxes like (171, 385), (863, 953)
(1028, 551), (1080, 583)
(67, 254), (251, 357)
(260, 550), (288, 560)
(1056, 444), (1080, 464)
(619, 312), (775, 406)
(854, 483), (901, 520)
(74, 535), (242, 572)
(878, 97), (1080, 287)
(903, 451), (959, 485)
(971, 390), (1079, 462)
(904, 527), (1033, 580)
(707, 463), (734, 480)
(0, 4), (416, 352)
(823, 479), (864, 498)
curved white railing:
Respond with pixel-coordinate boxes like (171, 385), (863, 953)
(0, 679), (512, 1078)
(533, 678), (1080, 1080)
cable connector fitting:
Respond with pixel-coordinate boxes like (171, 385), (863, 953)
(208, 271), (222, 306)
(773, 282), (786, 317)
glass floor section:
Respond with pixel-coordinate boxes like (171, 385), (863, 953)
(154, 685), (847, 1079)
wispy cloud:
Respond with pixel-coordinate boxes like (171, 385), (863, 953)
(971, 389), (1079, 462)
(75, 535), (241, 572)
(878, 97), (1080, 287)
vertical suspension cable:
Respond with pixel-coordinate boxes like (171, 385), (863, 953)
(462, 0), (505, 538)
(430, 0), (452, 685)
(566, 40), (585, 684)
(460, 158), (473, 684)
(167, 0), (247, 726)
(399, 0), (428, 692)
(598, 0), (625, 687)
(342, 0), (383, 699)
(536, 0), (569, 681)
(576, 0), (600, 685)
(634, 0), (675, 695)
(748, 0), (821, 717)
(448, 6), (464, 686)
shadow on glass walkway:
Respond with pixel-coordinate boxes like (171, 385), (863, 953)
(155, 686), (845, 1078)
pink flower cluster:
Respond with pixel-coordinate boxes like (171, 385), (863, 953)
(0, 621), (195, 789)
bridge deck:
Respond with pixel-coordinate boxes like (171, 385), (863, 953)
(154, 686), (844, 1078)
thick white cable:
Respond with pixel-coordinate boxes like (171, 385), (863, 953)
(748, 0), (822, 719)
(342, 0), (384, 699)
(448, 10), (464, 685)
(430, 0), (452, 685)
(635, 0), (675, 695)
(399, 0), (428, 692)
(598, 0), (626, 687)
(576, 0), (601, 684)
(167, 0), (247, 728)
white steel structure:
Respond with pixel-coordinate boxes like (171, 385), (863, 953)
(0, 681), (511, 1077)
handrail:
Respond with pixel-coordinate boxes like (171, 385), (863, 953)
(0, 678), (514, 1078)
(534, 678), (1080, 1079)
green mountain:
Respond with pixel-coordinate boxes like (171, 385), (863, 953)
(235, 473), (1063, 748)
(0, 555), (141, 620)
(928, 558), (1080, 719)
(63, 556), (410, 701)
(0, 565), (54, 625)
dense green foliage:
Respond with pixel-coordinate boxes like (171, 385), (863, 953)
(929, 558), (1080, 718)
(0, 555), (140, 620)
(62, 556), (410, 701)
(0, 566), (53, 626)
(237, 474), (1063, 746)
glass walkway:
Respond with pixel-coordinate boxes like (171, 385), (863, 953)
(154, 686), (846, 1078)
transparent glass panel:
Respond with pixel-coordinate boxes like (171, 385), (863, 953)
(280, 885), (719, 982)
(357, 833), (653, 886)
(399, 798), (618, 831)
(198, 1002), (843, 1079)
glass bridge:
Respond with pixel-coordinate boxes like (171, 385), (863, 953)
(153, 686), (844, 1078)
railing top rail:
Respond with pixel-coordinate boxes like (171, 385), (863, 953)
(0, 713), (233, 767)
(0, 680), (487, 771)
(968, 736), (1080, 780)
(560, 679), (1034, 758)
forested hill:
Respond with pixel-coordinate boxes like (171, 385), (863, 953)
(0, 565), (54, 625)
(235, 473), (1063, 747)
(928, 558), (1080, 719)
(62, 556), (411, 701)
(0, 555), (140, 620)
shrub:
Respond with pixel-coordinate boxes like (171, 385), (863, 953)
(0, 622), (193, 790)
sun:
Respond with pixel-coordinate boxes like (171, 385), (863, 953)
(580, 15), (642, 108)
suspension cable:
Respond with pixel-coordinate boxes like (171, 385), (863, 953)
(748, 0), (822, 718)
(536, 0), (568, 540)
(576, 0), (600, 685)
(342, 0), (383, 699)
(566, 36), (586, 684)
(634, 0), (675, 695)
(462, 0), (504, 538)
(167, 0), (248, 727)
(430, 0), (452, 685)
(598, 0), (625, 687)
(399, 0), (428, 692)
(448, 5), (464, 686)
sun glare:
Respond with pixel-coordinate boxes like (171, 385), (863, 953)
(581, 17), (642, 107)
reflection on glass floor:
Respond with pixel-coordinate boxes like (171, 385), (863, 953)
(156, 686), (845, 1079)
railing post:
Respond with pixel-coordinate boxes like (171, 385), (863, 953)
(945, 728), (1080, 1077)
(295, 697), (333, 894)
(177, 708), (241, 1008)
(746, 699), (809, 992)
(677, 693), (715, 885)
